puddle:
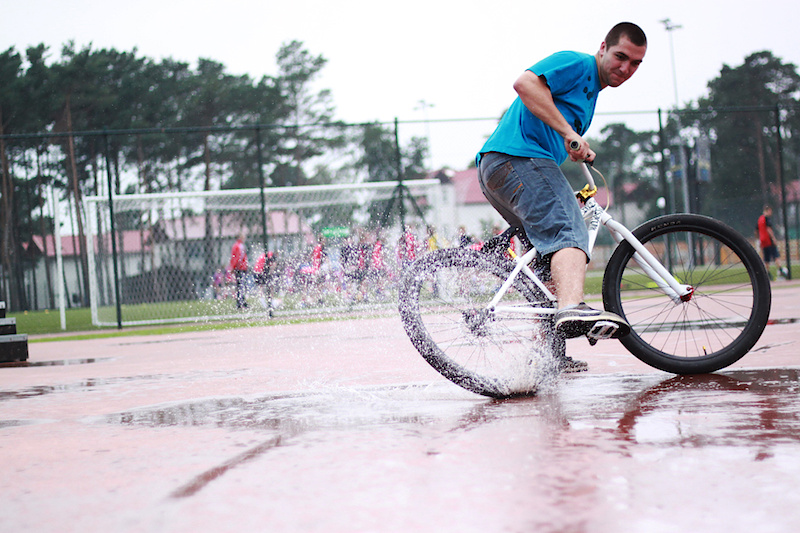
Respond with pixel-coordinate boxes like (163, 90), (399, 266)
(98, 368), (800, 451)
(558, 369), (800, 451)
(0, 419), (42, 429)
(0, 368), (249, 403)
(0, 357), (112, 368)
(84, 368), (800, 501)
(103, 384), (462, 434)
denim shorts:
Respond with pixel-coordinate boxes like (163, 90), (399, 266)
(478, 152), (589, 260)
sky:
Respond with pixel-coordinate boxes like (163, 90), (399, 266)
(3, 0), (799, 170)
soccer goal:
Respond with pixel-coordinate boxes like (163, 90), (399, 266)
(84, 179), (450, 327)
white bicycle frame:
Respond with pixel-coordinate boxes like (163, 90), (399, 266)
(488, 163), (694, 317)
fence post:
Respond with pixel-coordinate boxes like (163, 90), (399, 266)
(103, 129), (123, 328)
(255, 125), (270, 253)
(255, 124), (273, 317)
(775, 105), (791, 279)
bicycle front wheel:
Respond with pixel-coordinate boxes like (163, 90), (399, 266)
(399, 248), (558, 398)
(603, 214), (771, 374)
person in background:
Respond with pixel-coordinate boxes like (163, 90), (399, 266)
(370, 229), (387, 299)
(756, 205), (789, 281)
(426, 225), (446, 252)
(253, 250), (275, 307)
(228, 233), (248, 309)
(397, 226), (418, 270)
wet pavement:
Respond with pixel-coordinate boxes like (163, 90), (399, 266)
(2, 284), (800, 532)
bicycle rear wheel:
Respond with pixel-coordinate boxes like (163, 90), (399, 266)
(602, 214), (771, 374)
(399, 248), (559, 398)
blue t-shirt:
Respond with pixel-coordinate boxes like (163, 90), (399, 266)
(478, 51), (601, 165)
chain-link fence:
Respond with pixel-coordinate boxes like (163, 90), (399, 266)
(84, 179), (446, 326)
(2, 107), (799, 322)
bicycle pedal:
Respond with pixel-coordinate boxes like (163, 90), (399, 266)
(586, 321), (618, 341)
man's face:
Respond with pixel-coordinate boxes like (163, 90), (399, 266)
(598, 35), (647, 88)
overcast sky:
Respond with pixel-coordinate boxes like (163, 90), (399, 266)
(3, 0), (798, 169)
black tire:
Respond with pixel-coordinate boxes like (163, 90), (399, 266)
(602, 214), (771, 374)
(398, 247), (559, 398)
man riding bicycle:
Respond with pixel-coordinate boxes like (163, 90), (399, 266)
(476, 22), (647, 368)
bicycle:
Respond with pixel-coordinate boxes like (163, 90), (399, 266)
(398, 161), (772, 398)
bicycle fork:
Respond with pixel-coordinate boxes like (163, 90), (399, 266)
(602, 214), (694, 303)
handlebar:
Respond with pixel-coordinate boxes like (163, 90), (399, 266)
(569, 140), (597, 197)
(579, 161), (596, 190)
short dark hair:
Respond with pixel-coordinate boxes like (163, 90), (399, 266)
(605, 22), (647, 48)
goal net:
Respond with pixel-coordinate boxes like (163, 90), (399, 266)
(84, 179), (449, 326)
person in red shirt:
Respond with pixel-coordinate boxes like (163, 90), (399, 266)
(370, 230), (386, 299)
(228, 233), (249, 308)
(397, 227), (417, 270)
(756, 205), (789, 280)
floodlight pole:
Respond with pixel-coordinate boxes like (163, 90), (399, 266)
(661, 18), (690, 215)
(661, 18), (682, 107)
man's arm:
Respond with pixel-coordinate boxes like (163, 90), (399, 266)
(768, 226), (778, 245)
(513, 70), (594, 161)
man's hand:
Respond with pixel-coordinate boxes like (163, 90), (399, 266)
(566, 137), (596, 163)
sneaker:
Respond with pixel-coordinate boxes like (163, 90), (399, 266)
(557, 354), (588, 373)
(554, 302), (630, 339)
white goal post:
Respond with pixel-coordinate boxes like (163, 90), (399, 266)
(84, 179), (451, 327)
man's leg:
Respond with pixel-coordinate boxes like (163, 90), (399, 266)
(235, 270), (247, 308)
(550, 247), (587, 309)
(479, 154), (628, 340)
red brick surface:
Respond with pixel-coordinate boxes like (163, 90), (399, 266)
(1, 283), (799, 532)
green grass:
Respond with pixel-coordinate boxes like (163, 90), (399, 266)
(8, 300), (393, 343)
(7, 300), (269, 342)
(9, 263), (794, 341)
(10, 306), (98, 335)
(9, 299), (245, 336)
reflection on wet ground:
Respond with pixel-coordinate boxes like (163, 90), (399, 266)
(0, 368), (249, 403)
(83, 368), (800, 498)
(3, 363), (800, 531)
(100, 369), (800, 442)
(613, 371), (800, 452)
(0, 357), (111, 368)
(104, 384), (442, 432)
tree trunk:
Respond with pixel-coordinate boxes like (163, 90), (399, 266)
(65, 95), (91, 306)
(0, 106), (12, 306)
(0, 105), (24, 310)
(36, 148), (55, 308)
